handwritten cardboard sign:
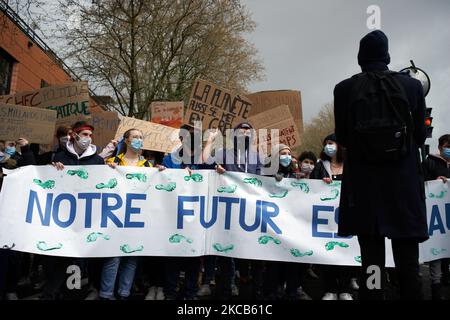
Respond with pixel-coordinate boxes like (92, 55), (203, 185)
(0, 103), (57, 144)
(247, 90), (303, 133)
(114, 116), (181, 153)
(249, 105), (301, 155)
(184, 79), (252, 134)
(0, 82), (90, 127)
(89, 111), (120, 150)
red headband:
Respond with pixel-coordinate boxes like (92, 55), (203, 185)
(73, 125), (94, 134)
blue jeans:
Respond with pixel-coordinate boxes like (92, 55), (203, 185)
(99, 257), (138, 299)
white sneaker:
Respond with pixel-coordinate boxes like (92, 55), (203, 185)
(350, 278), (359, 290)
(322, 292), (338, 300)
(197, 284), (212, 297)
(145, 286), (156, 300)
(231, 284), (239, 297)
(339, 293), (353, 300)
(6, 292), (19, 300)
(85, 288), (99, 300)
(156, 287), (165, 300)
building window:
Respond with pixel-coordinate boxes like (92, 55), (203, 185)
(40, 79), (50, 88)
(0, 48), (15, 96)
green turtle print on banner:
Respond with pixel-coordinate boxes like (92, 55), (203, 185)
(431, 248), (447, 256)
(96, 178), (118, 189)
(290, 181), (309, 193)
(243, 177), (262, 187)
(120, 244), (144, 254)
(428, 190), (447, 199)
(169, 234), (193, 244)
(258, 235), (281, 245)
(269, 189), (288, 198)
(36, 241), (63, 251)
(320, 189), (340, 201)
(184, 173), (203, 182)
(86, 232), (111, 243)
(126, 173), (147, 182)
(33, 179), (55, 190)
(67, 168), (89, 179)
(213, 243), (234, 253)
(155, 182), (176, 192)
(325, 241), (349, 251)
(290, 249), (313, 258)
(217, 185), (237, 194)
(355, 256), (362, 263)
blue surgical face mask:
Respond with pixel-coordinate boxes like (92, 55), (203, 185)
(443, 147), (450, 159)
(130, 138), (143, 152)
(5, 146), (16, 157)
(280, 155), (292, 167)
(324, 144), (337, 157)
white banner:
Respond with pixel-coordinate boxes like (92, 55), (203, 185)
(0, 166), (448, 267)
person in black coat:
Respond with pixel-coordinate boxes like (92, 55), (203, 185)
(422, 134), (450, 299)
(334, 30), (427, 300)
(0, 138), (36, 300)
(41, 121), (105, 300)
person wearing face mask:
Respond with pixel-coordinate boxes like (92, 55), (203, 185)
(310, 133), (356, 300)
(41, 122), (105, 300)
(0, 138), (36, 300)
(422, 134), (450, 300)
(263, 144), (312, 300)
(201, 122), (263, 299)
(96, 129), (152, 300)
(298, 151), (317, 179)
(31, 126), (73, 165)
(158, 124), (212, 300)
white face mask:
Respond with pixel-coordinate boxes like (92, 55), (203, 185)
(301, 163), (315, 174)
(324, 144), (337, 157)
(75, 133), (92, 150)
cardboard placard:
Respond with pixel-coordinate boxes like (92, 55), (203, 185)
(114, 116), (181, 153)
(89, 111), (121, 150)
(0, 103), (57, 144)
(150, 101), (184, 128)
(184, 79), (252, 134)
(249, 105), (301, 155)
(247, 90), (303, 133)
(0, 82), (91, 127)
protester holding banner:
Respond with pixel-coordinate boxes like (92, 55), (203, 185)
(42, 121), (105, 300)
(97, 128), (152, 300)
(310, 133), (355, 300)
(159, 124), (206, 300)
(0, 137), (36, 300)
(298, 151), (317, 179)
(202, 122), (263, 299)
(264, 144), (309, 300)
(32, 125), (72, 165)
(422, 134), (450, 300)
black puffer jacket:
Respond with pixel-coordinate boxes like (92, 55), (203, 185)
(53, 143), (104, 166)
(422, 154), (450, 181)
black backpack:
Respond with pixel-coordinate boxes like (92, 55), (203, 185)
(347, 71), (414, 163)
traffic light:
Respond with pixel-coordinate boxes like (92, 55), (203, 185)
(425, 107), (433, 138)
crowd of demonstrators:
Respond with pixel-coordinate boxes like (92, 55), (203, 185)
(422, 134), (450, 300)
(0, 120), (449, 300)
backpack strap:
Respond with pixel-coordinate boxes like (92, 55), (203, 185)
(113, 156), (121, 164)
(144, 160), (151, 167)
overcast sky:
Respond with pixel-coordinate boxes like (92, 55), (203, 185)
(241, 0), (450, 153)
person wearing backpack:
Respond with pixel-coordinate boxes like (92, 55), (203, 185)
(334, 30), (427, 300)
